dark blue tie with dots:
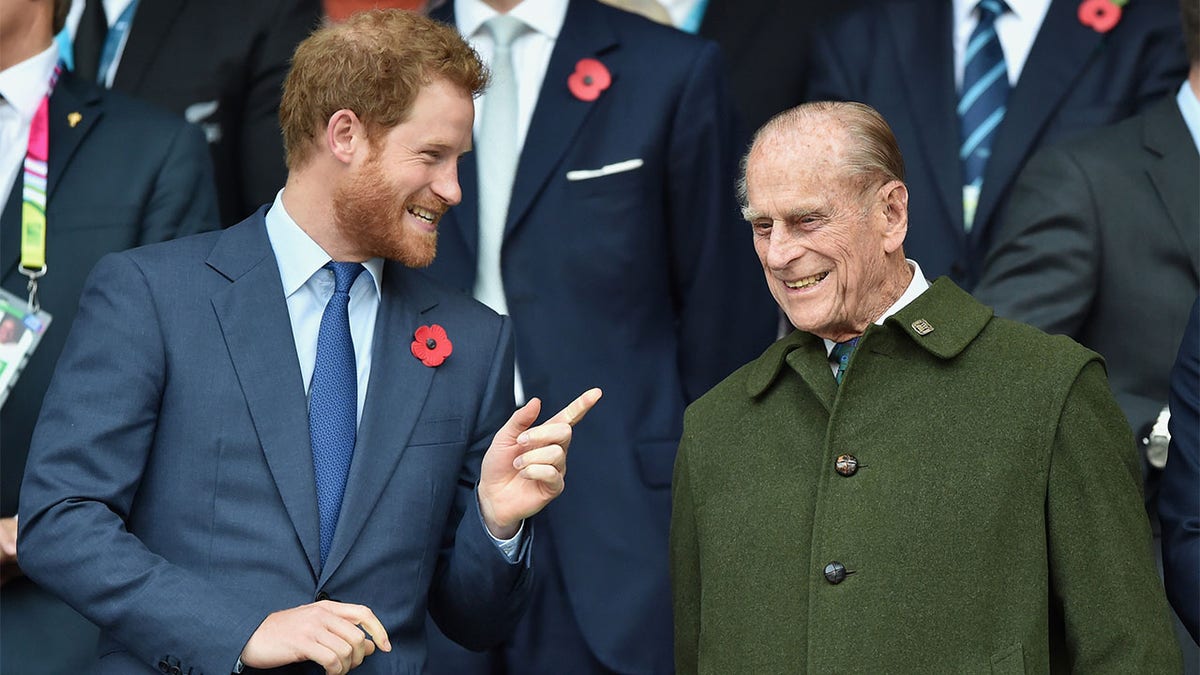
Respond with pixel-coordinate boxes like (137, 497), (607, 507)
(309, 261), (364, 568)
(831, 337), (859, 385)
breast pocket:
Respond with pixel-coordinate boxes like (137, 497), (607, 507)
(407, 417), (465, 447)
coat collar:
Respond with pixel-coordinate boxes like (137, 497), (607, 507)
(745, 278), (993, 400)
(1142, 95), (1200, 279)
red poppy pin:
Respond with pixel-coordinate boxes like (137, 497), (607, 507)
(1078, 0), (1126, 33)
(411, 324), (453, 367)
(568, 58), (612, 102)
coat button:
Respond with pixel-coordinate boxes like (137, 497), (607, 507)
(824, 561), (848, 584)
(169, 667), (182, 675)
(157, 661), (170, 673)
(834, 454), (859, 477)
(316, 591), (330, 601)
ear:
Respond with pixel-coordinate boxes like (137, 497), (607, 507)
(879, 180), (908, 254)
(326, 109), (364, 165)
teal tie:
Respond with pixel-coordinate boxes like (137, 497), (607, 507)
(958, 0), (1010, 231)
(830, 338), (859, 385)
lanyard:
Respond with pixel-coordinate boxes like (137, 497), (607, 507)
(20, 63), (62, 312)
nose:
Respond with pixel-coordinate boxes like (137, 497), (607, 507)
(432, 162), (462, 206)
(764, 222), (804, 271)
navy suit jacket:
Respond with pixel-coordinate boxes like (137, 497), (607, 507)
(17, 212), (531, 674)
(428, 1), (778, 671)
(1, 71), (217, 518)
(1162, 297), (1199, 643)
(806, 0), (1187, 289)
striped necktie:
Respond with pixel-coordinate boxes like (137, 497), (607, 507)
(958, 0), (1010, 231)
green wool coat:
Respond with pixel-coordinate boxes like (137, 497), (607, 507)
(670, 278), (1181, 674)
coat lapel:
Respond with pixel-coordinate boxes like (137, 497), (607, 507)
(2, 74), (103, 282)
(208, 214), (323, 579)
(319, 263), (439, 582)
(111, 0), (187, 92)
(1143, 98), (1200, 278)
(976, 0), (1102, 239)
(885, 0), (963, 237)
(503, 0), (618, 237)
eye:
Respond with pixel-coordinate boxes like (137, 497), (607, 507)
(751, 220), (773, 236)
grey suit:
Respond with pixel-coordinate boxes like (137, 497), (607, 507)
(976, 94), (1200, 442)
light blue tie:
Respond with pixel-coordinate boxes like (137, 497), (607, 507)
(474, 15), (528, 314)
(958, 0), (1010, 231)
(830, 338), (859, 385)
(309, 261), (364, 568)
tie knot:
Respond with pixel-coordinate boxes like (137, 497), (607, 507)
(829, 337), (859, 365)
(325, 262), (364, 294)
(485, 14), (528, 48)
(976, 0), (1008, 21)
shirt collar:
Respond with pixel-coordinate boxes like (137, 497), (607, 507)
(456, 0), (568, 42)
(1176, 81), (1200, 153)
(823, 259), (931, 355)
(264, 189), (384, 298)
(0, 43), (61, 122)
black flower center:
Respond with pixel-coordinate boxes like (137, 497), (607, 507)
(426, 338), (437, 350)
(583, 75), (594, 86)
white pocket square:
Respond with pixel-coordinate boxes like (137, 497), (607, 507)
(565, 158), (644, 181)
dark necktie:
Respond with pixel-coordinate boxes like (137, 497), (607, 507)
(309, 261), (364, 568)
(958, 0), (1010, 231)
(830, 338), (859, 385)
(73, 0), (109, 82)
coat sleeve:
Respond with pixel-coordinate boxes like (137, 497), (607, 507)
(1160, 298), (1199, 643)
(670, 422), (701, 674)
(17, 253), (266, 675)
(974, 146), (1097, 338)
(666, 41), (777, 402)
(427, 316), (533, 650)
(137, 117), (221, 244)
(1046, 358), (1182, 670)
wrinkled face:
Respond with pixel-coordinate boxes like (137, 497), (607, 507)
(332, 78), (474, 267)
(744, 126), (903, 342)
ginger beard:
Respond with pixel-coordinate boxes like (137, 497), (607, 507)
(331, 154), (442, 268)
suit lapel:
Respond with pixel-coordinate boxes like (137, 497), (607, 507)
(320, 263), (439, 582)
(976, 0), (1102, 238)
(2, 74), (103, 282)
(453, 149), (480, 261)
(504, 0), (618, 237)
(208, 215), (323, 579)
(1144, 98), (1200, 278)
(885, 0), (963, 237)
(112, 0), (187, 91)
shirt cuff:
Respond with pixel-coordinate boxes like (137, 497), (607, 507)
(477, 508), (525, 562)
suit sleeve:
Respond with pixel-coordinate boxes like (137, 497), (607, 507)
(427, 315), (532, 650)
(669, 420), (701, 674)
(138, 119), (221, 244)
(237, 0), (323, 215)
(666, 41), (777, 402)
(1125, 0), (1188, 113)
(974, 146), (1097, 337)
(1160, 298), (1199, 643)
(1046, 359), (1182, 670)
(17, 253), (266, 675)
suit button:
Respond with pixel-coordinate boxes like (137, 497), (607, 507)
(824, 561), (848, 584)
(157, 661), (170, 673)
(834, 454), (859, 477)
(316, 590), (330, 602)
(169, 667), (182, 675)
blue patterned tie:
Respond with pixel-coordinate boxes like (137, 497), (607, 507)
(309, 261), (364, 568)
(958, 0), (1010, 231)
(830, 337), (859, 385)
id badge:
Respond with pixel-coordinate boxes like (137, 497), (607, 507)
(0, 286), (52, 408)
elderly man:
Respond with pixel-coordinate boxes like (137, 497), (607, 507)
(18, 10), (598, 674)
(669, 101), (1181, 672)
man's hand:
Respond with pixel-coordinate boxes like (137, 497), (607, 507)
(240, 600), (391, 674)
(478, 388), (603, 538)
(0, 516), (21, 585)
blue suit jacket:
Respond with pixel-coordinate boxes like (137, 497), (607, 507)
(427, 1), (778, 671)
(806, 0), (1187, 289)
(1162, 297), (1199, 643)
(17, 212), (531, 674)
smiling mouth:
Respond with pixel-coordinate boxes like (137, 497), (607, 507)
(407, 205), (441, 225)
(784, 271), (828, 289)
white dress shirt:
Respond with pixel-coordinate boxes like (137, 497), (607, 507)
(822, 260), (931, 373)
(952, 0), (1050, 88)
(455, 0), (568, 150)
(1177, 80), (1200, 152)
(0, 44), (60, 216)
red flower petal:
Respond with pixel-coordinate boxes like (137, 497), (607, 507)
(1077, 0), (1121, 32)
(568, 58), (611, 102)
(411, 324), (453, 367)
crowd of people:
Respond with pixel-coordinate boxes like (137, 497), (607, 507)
(0, 0), (1195, 673)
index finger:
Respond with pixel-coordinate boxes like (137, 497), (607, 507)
(546, 388), (603, 427)
(327, 602), (392, 652)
